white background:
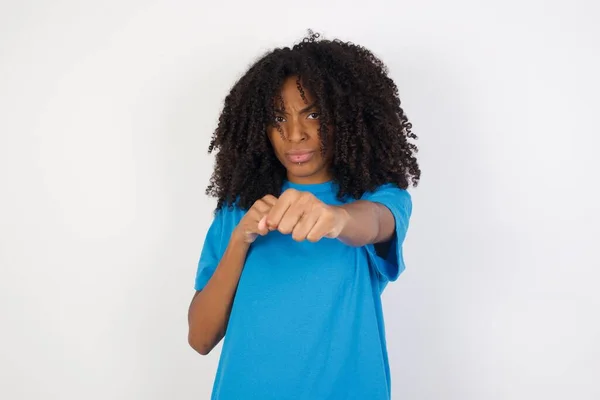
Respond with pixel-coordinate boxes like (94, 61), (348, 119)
(1, 0), (599, 399)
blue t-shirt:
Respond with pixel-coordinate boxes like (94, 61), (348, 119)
(195, 180), (412, 400)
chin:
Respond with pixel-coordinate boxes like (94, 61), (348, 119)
(285, 162), (330, 183)
(286, 162), (315, 174)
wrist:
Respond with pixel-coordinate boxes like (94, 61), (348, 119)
(334, 205), (352, 237)
(230, 227), (251, 250)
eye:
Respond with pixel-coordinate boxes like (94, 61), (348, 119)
(307, 112), (320, 120)
(274, 115), (286, 123)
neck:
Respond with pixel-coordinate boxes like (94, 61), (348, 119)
(287, 172), (332, 185)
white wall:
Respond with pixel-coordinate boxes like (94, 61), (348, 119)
(1, 1), (598, 399)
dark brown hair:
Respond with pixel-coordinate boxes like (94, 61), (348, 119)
(207, 32), (420, 210)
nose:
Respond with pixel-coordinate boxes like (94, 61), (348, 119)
(285, 121), (307, 143)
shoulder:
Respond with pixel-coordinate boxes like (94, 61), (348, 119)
(214, 202), (245, 223)
(203, 203), (244, 248)
(361, 184), (412, 212)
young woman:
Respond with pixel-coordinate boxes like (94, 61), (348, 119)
(188, 33), (420, 400)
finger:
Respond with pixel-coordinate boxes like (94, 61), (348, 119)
(291, 210), (320, 242)
(306, 214), (335, 243)
(266, 190), (297, 229)
(261, 194), (278, 207)
(257, 215), (269, 236)
(278, 202), (306, 235)
(252, 199), (273, 215)
(251, 196), (278, 226)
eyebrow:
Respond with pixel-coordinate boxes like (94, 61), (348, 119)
(274, 102), (318, 115)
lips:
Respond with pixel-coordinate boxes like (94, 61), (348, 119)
(285, 150), (315, 164)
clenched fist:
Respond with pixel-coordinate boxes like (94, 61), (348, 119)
(233, 195), (278, 244)
(265, 188), (349, 242)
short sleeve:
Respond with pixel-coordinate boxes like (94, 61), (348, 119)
(194, 208), (227, 291)
(361, 184), (413, 282)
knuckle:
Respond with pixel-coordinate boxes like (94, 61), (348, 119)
(284, 188), (300, 199)
(312, 204), (326, 215)
(254, 202), (271, 213)
(300, 192), (313, 201)
(324, 208), (335, 220)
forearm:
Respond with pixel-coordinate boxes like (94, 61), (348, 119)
(337, 201), (395, 247)
(188, 234), (249, 355)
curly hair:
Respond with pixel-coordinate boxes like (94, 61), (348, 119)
(206, 32), (420, 210)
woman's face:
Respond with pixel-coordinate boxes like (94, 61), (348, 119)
(267, 77), (333, 185)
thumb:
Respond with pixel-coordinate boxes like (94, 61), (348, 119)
(257, 215), (269, 235)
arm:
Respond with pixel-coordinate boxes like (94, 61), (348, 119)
(265, 189), (395, 247)
(187, 234), (249, 355)
(336, 200), (395, 247)
(265, 187), (410, 282)
(188, 195), (276, 355)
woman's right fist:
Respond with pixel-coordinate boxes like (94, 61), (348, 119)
(233, 195), (278, 244)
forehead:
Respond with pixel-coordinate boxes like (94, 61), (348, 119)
(277, 76), (316, 107)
